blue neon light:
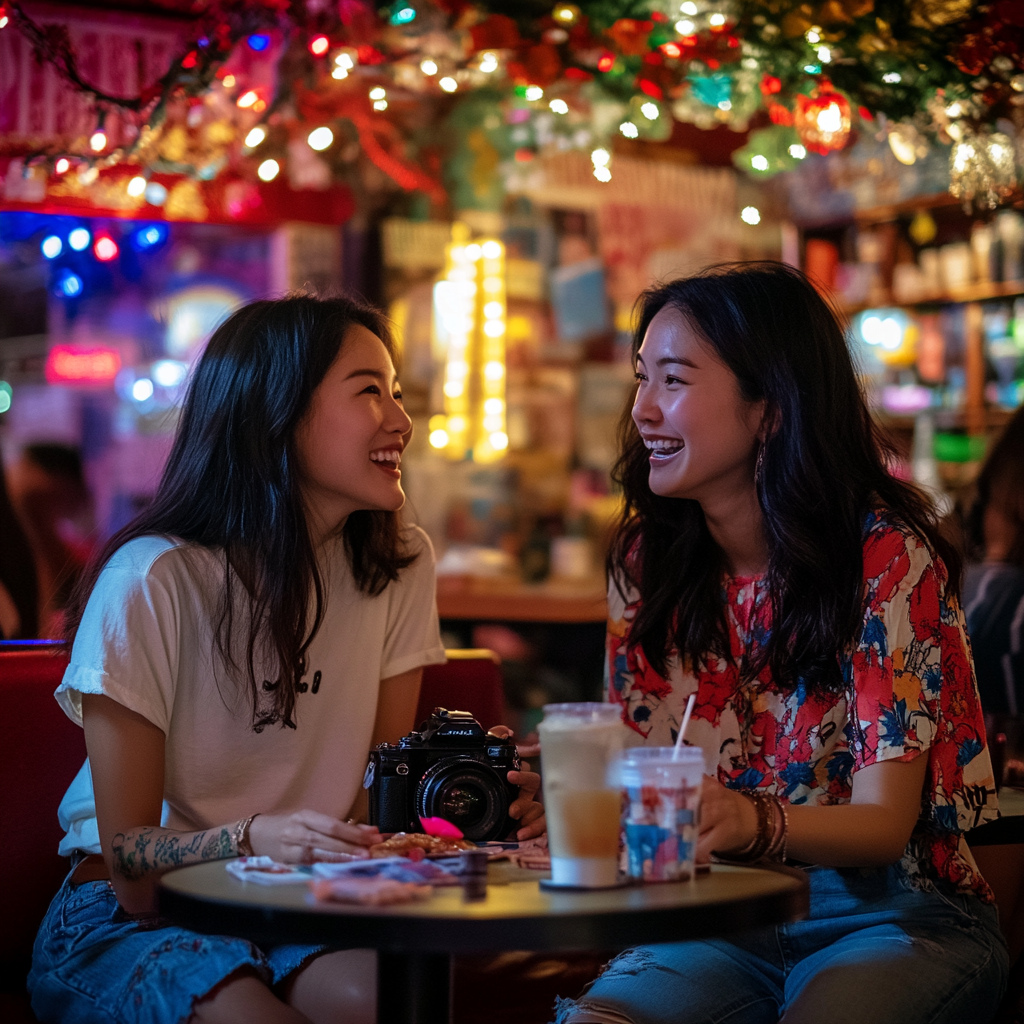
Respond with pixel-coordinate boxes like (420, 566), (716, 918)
(56, 270), (84, 298)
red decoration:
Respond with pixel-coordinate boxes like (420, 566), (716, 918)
(768, 102), (793, 126)
(597, 53), (614, 72)
(606, 19), (653, 57)
(760, 74), (782, 96)
(507, 43), (562, 87)
(93, 235), (119, 261)
(638, 78), (663, 99)
(356, 44), (385, 65)
(794, 87), (852, 154)
(468, 14), (520, 52)
(563, 66), (592, 81)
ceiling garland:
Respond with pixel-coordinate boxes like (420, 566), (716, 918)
(3, 0), (1022, 213)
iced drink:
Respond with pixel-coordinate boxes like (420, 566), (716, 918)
(538, 703), (624, 887)
(615, 746), (703, 882)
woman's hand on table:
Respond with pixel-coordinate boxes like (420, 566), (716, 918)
(249, 810), (380, 864)
(696, 777), (758, 864)
(489, 726), (547, 841)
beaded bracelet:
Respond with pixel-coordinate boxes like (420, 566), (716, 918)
(724, 793), (773, 863)
(718, 792), (789, 865)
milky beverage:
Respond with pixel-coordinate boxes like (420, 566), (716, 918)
(538, 703), (623, 887)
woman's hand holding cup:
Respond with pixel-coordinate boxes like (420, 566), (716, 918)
(249, 810), (380, 864)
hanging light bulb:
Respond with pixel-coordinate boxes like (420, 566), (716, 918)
(257, 159), (280, 182)
(244, 126), (267, 148)
(307, 126), (334, 151)
(89, 130), (106, 152)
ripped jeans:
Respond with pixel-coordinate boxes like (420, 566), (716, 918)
(553, 864), (1008, 1024)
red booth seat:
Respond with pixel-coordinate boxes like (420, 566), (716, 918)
(417, 649), (505, 732)
(0, 646), (80, 988)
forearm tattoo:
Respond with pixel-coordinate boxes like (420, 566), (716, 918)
(111, 825), (235, 881)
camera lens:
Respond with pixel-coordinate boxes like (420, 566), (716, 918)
(416, 758), (508, 842)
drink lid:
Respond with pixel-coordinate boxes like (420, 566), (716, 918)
(539, 702), (621, 728)
(612, 745), (704, 788)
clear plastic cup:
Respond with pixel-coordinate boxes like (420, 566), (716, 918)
(538, 703), (624, 888)
(614, 746), (704, 882)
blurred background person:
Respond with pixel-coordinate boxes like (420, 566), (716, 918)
(0, 442), (39, 639)
(963, 406), (1024, 719)
(6, 444), (93, 638)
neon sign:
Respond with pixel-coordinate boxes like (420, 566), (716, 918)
(46, 345), (122, 384)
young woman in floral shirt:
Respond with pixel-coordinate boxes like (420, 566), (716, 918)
(556, 263), (1006, 1024)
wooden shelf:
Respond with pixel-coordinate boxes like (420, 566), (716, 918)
(873, 408), (1015, 432)
(849, 189), (1023, 227)
(844, 280), (1024, 315)
(437, 574), (608, 623)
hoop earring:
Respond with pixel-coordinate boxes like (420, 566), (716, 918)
(755, 443), (765, 487)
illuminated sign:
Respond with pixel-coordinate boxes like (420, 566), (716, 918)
(45, 345), (122, 384)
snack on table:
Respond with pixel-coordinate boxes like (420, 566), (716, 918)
(368, 832), (475, 858)
(310, 877), (432, 906)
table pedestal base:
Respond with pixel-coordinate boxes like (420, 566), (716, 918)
(378, 951), (452, 1024)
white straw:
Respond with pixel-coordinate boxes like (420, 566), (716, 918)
(673, 693), (697, 760)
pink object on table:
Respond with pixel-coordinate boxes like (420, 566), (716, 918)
(419, 816), (465, 840)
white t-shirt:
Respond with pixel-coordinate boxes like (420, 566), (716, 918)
(56, 527), (446, 856)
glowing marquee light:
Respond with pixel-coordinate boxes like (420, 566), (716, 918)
(46, 345), (122, 384)
(430, 226), (507, 462)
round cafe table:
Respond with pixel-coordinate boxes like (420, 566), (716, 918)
(160, 860), (808, 1024)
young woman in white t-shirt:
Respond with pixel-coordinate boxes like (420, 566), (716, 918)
(29, 296), (545, 1024)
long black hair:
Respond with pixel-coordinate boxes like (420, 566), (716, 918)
(609, 261), (960, 694)
(64, 295), (416, 729)
(968, 404), (1024, 567)
(0, 444), (38, 639)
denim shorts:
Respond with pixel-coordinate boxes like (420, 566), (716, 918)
(28, 871), (328, 1024)
(553, 863), (1009, 1024)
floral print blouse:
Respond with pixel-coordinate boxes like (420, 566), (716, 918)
(606, 511), (999, 901)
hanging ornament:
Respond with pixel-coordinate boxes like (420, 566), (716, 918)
(949, 129), (1017, 209)
(908, 209), (938, 246)
(551, 4), (581, 25)
(687, 72), (732, 108)
(794, 86), (852, 154)
(887, 122), (929, 165)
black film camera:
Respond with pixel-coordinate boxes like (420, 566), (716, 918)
(364, 708), (520, 842)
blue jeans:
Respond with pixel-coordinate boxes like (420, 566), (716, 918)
(28, 871), (328, 1024)
(553, 864), (1008, 1024)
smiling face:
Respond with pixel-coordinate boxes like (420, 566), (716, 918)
(294, 323), (412, 539)
(632, 306), (765, 506)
